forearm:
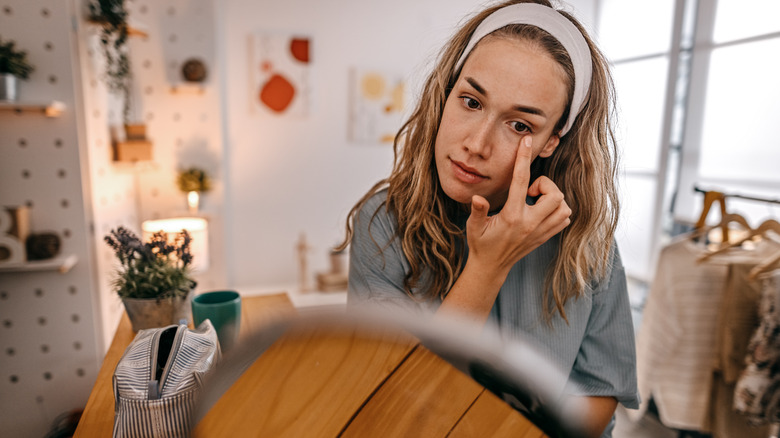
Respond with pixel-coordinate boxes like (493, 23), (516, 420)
(564, 395), (617, 438)
(435, 256), (509, 324)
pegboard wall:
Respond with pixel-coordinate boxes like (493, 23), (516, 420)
(0, 0), (224, 436)
(0, 1), (100, 436)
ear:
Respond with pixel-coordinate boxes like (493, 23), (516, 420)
(538, 134), (560, 158)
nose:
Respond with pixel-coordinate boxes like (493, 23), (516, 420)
(463, 118), (493, 158)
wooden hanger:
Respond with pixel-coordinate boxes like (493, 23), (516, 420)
(748, 249), (780, 281)
(688, 212), (753, 242)
(694, 191), (730, 243)
(698, 218), (780, 263)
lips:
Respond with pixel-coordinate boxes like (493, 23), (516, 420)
(450, 159), (487, 184)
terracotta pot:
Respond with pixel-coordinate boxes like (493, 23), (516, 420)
(122, 291), (193, 332)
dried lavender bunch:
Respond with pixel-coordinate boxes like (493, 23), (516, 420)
(104, 226), (197, 300)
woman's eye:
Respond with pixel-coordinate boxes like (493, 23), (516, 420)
(461, 97), (481, 109)
(511, 121), (531, 133)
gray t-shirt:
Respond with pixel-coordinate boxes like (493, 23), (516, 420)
(347, 189), (640, 435)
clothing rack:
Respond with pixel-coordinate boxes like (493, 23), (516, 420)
(693, 186), (780, 243)
(694, 186), (780, 206)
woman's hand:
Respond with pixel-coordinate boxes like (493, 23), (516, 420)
(437, 136), (571, 322)
(466, 135), (572, 277)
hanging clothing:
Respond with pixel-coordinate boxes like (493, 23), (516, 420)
(734, 270), (780, 425)
(630, 234), (777, 435)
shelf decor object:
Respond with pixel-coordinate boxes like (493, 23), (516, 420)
(0, 37), (36, 102)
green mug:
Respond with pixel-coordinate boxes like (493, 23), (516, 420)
(192, 290), (241, 352)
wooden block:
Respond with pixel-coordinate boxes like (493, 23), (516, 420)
(113, 140), (153, 162)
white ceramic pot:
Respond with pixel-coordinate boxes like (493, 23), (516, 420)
(0, 73), (18, 101)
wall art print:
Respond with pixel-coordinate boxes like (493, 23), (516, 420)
(348, 68), (406, 144)
(252, 32), (312, 116)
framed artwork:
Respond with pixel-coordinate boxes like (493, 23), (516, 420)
(252, 32), (312, 116)
(348, 68), (406, 144)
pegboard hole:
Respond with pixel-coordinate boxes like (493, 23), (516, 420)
(69, 286), (77, 295)
(61, 199), (69, 208)
(73, 341), (82, 351)
(63, 229), (71, 238)
(41, 345), (49, 353)
(48, 75), (57, 84)
(10, 375), (18, 384)
(22, 170), (30, 178)
(38, 317), (46, 326)
(43, 372), (52, 381)
(41, 8), (50, 17)
(3, 6), (12, 15)
(3, 320), (12, 328)
(58, 169), (66, 178)
(71, 314), (80, 323)
(6, 348), (15, 356)
(34, 288), (43, 297)
(55, 138), (63, 148)
(76, 369), (85, 377)
(0, 291), (7, 300)
(44, 42), (54, 51)
(18, 138), (27, 147)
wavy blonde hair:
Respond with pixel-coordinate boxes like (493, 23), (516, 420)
(340, 0), (620, 321)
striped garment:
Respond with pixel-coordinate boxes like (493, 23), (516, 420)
(113, 320), (220, 438)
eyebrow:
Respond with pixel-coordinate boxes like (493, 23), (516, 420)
(464, 76), (547, 118)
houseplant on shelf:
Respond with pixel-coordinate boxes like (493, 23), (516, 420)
(177, 167), (212, 214)
(105, 226), (197, 331)
(0, 37), (35, 102)
(89, 0), (150, 161)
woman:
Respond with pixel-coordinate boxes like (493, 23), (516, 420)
(340, 1), (638, 436)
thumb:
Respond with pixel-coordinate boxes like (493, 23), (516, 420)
(467, 195), (490, 233)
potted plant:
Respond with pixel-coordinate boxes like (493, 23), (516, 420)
(177, 167), (212, 213)
(88, 0), (149, 154)
(0, 36), (35, 101)
(105, 226), (197, 331)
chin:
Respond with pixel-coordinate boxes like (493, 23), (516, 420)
(440, 183), (477, 205)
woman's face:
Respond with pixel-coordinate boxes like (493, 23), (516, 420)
(434, 36), (568, 209)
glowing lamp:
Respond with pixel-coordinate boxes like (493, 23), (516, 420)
(142, 217), (209, 272)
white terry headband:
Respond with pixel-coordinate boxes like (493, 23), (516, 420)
(455, 3), (592, 136)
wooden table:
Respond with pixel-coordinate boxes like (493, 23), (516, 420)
(74, 294), (546, 437)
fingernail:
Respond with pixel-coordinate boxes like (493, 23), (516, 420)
(524, 136), (532, 148)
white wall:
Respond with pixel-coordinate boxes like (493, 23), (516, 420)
(220, 0), (597, 291)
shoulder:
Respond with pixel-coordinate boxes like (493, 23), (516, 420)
(354, 188), (395, 234)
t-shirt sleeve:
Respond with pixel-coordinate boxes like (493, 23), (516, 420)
(346, 194), (437, 315)
(566, 246), (640, 409)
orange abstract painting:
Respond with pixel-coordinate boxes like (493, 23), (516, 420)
(253, 33), (312, 116)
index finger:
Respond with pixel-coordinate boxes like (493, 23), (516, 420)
(503, 135), (533, 215)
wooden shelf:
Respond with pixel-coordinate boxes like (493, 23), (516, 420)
(0, 100), (66, 117)
(87, 18), (149, 38)
(170, 83), (205, 95)
(0, 254), (78, 274)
